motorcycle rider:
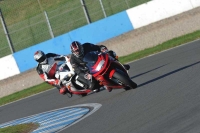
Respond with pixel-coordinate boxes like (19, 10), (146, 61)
(34, 50), (73, 96)
(70, 41), (130, 92)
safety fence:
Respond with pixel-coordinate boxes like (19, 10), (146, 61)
(0, 0), (150, 58)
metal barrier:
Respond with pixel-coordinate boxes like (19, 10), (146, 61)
(0, 0), (150, 58)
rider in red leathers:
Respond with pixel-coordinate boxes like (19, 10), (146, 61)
(34, 50), (73, 96)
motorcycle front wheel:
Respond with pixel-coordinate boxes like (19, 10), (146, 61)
(113, 70), (137, 89)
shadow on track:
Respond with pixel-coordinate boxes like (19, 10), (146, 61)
(130, 64), (168, 79)
(137, 61), (200, 88)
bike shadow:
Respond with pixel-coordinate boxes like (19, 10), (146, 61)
(130, 64), (168, 79)
(137, 61), (200, 88)
(79, 87), (107, 97)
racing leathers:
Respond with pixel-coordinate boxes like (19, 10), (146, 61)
(70, 43), (104, 90)
(36, 53), (74, 94)
(70, 42), (121, 91)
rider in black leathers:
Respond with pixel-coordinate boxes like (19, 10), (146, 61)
(70, 41), (130, 92)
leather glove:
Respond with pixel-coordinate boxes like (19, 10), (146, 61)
(100, 46), (108, 53)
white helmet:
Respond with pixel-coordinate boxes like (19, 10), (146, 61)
(34, 50), (47, 64)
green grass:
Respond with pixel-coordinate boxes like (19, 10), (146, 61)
(0, 123), (39, 133)
(1, 29), (200, 133)
(0, 82), (52, 106)
(0, 0), (151, 58)
(119, 30), (200, 63)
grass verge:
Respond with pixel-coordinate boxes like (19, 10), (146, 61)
(119, 30), (200, 63)
(0, 82), (52, 106)
(0, 123), (39, 133)
(0, 29), (200, 132)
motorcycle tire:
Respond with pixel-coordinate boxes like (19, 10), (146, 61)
(113, 71), (137, 89)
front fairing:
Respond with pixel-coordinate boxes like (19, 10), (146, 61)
(57, 61), (69, 72)
(55, 61), (72, 80)
(83, 51), (129, 89)
(83, 51), (98, 74)
(83, 51), (109, 76)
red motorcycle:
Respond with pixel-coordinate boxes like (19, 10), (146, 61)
(83, 51), (137, 92)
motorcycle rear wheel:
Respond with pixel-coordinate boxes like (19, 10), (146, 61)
(113, 71), (137, 89)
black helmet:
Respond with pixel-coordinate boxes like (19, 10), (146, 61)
(34, 50), (47, 64)
(70, 41), (84, 58)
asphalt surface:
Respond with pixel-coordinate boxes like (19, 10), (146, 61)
(0, 40), (200, 133)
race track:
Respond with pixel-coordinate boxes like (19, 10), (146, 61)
(0, 40), (200, 133)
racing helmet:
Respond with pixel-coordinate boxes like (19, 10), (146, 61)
(70, 41), (84, 58)
(34, 50), (47, 64)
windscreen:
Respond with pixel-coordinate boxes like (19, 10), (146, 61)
(83, 51), (99, 74)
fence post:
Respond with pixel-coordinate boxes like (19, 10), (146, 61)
(99, 0), (107, 18)
(0, 8), (15, 53)
(80, 0), (91, 24)
(125, 0), (130, 8)
(44, 11), (54, 38)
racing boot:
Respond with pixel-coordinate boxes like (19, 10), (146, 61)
(93, 88), (100, 93)
(91, 85), (101, 93)
(59, 87), (72, 98)
(92, 83), (105, 93)
(66, 92), (73, 98)
(104, 86), (112, 92)
(93, 84), (106, 92)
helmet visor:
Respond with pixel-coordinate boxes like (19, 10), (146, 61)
(73, 49), (80, 56)
(71, 42), (84, 57)
(37, 55), (46, 63)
